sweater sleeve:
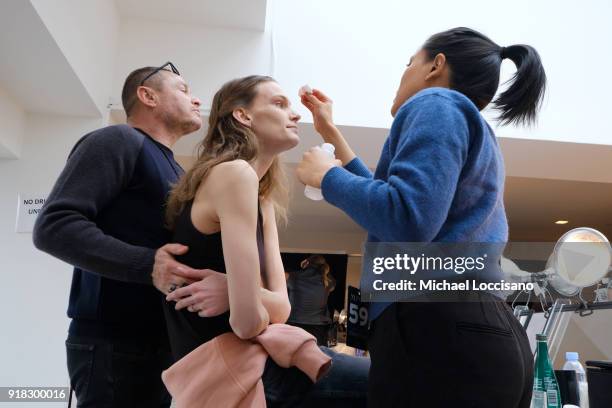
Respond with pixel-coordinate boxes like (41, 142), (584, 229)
(321, 95), (469, 242)
(344, 156), (372, 178)
(32, 126), (156, 284)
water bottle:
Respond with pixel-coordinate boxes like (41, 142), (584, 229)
(304, 143), (335, 201)
(563, 352), (589, 408)
(532, 334), (562, 408)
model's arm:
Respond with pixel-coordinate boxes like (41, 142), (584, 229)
(167, 179), (292, 324)
(210, 160), (269, 339)
(258, 199), (292, 324)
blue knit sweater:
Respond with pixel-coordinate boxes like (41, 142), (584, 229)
(321, 87), (508, 319)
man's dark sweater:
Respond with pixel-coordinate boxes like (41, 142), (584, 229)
(33, 124), (183, 344)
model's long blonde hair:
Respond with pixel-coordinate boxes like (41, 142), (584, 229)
(165, 75), (289, 229)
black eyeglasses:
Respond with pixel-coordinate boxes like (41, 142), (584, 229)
(139, 61), (180, 86)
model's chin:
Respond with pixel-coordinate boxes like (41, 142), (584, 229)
(287, 128), (300, 139)
(288, 133), (300, 148)
(282, 131), (300, 151)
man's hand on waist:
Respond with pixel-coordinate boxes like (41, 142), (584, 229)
(152, 243), (209, 294)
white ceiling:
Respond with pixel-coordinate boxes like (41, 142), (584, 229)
(0, 0), (100, 116)
(114, 0), (268, 31)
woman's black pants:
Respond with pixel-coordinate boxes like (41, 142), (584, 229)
(367, 294), (533, 408)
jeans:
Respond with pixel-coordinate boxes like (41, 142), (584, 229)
(66, 335), (173, 408)
(263, 346), (370, 408)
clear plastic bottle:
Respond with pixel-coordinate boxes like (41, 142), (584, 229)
(562, 352), (589, 408)
(304, 143), (335, 201)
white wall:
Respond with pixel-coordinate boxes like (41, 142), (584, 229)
(0, 87), (25, 159)
(30, 0), (120, 114)
(0, 114), (103, 407)
(271, 0), (612, 145)
(112, 18), (273, 110)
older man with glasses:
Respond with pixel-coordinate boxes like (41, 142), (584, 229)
(33, 62), (205, 407)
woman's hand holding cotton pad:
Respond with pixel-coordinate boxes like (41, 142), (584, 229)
(299, 84), (313, 97)
(298, 86), (338, 140)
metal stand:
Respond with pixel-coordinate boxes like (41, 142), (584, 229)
(516, 299), (612, 359)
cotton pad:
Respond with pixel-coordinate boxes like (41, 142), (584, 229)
(299, 84), (313, 97)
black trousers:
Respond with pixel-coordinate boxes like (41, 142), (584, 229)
(367, 295), (533, 408)
(66, 335), (173, 408)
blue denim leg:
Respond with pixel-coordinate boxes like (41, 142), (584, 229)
(298, 346), (370, 407)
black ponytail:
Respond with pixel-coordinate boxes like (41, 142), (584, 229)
(423, 27), (546, 126)
(493, 44), (547, 126)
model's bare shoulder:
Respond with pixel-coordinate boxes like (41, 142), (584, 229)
(207, 160), (259, 202)
(208, 160), (257, 187)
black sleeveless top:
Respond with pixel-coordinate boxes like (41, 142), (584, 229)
(163, 199), (266, 361)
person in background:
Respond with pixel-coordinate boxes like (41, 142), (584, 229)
(287, 255), (336, 345)
(33, 62), (210, 407)
(297, 27), (546, 407)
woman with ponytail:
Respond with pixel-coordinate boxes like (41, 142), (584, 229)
(297, 27), (546, 407)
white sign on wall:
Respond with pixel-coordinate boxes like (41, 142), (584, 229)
(15, 193), (48, 233)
